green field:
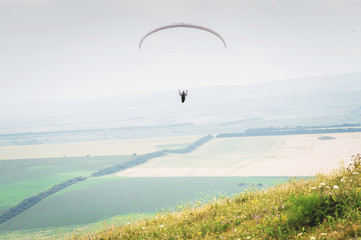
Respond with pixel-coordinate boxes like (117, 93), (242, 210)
(0, 155), (132, 214)
(0, 176), (290, 231)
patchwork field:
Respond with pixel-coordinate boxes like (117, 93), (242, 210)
(0, 135), (202, 160)
(117, 132), (361, 177)
(1, 131), (360, 236)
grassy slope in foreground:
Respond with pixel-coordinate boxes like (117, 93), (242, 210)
(73, 154), (361, 240)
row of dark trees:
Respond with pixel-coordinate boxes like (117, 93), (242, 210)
(91, 151), (167, 177)
(216, 126), (361, 138)
(0, 176), (86, 225)
(164, 135), (214, 154)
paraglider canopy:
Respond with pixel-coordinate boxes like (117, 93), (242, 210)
(139, 23), (227, 49)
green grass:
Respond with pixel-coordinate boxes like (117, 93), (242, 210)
(0, 155), (132, 214)
(0, 176), (289, 231)
(71, 154), (361, 240)
(0, 213), (153, 240)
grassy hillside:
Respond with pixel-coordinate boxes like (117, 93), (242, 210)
(72, 154), (361, 239)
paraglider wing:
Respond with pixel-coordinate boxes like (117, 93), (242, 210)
(139, 23), (227, 49)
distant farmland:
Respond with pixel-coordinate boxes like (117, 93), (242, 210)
(0, 135), (202, 160)
(1, 130), (360, 234)
(118, 132), (361, 177)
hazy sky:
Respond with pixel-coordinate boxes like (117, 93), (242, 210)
(1, 0), (361, 103)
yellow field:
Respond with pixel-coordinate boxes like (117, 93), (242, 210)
(117, 132), (361, 177)
(0, 135), (202, 160)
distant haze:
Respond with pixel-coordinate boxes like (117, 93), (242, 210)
(1, 0), (361, 103)
(0, 72), (360, 135)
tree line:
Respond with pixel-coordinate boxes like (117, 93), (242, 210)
(216, 125), (361, 138)
(164, 135), (214, 154)
(91, 151), (167, 177)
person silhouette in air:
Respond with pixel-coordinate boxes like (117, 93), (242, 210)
(179, 90), (188, 103)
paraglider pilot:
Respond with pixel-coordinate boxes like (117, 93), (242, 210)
(179, 90), (188, 103)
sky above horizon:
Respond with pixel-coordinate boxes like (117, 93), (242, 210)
(1, 0), (361, 104)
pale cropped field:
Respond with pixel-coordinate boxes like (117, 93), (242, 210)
(118, 132), (361, 177)
(0, 135), (201, 160)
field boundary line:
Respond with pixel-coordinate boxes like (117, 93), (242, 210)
(0, 135), (214, 227)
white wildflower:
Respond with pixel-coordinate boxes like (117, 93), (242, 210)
(246, 237), (251, 239)
(310, 237), (316, 240)
(142, 227), (146, 230)
(353, 172), (359, 175)
(326, 186), (331, 189)
(333, 185), (339, 189)
(310, 187), (317, 190)
(320, 233), (327, 236)
(319, 183), (326, 186)
(298, 232), (303, 236)
(159, 225), (164, 228)
(340, 178), (345, 182)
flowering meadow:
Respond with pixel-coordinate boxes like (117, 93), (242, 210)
(72, 154), (361, 239)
